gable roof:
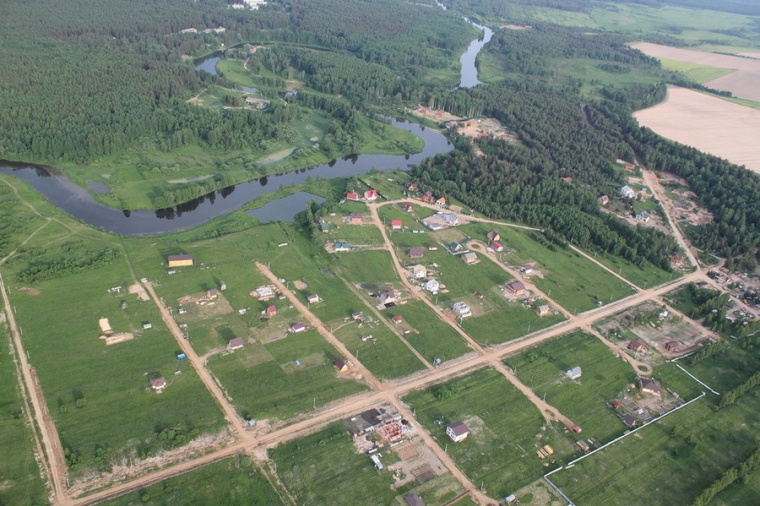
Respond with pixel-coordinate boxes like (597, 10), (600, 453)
(446, 421), (469, 436)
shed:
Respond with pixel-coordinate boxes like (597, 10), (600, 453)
(227, 337), (244, 350)
(307, 294), (321, 304)
(167, 254), (193, 268)
(334, 359), (348, 373)
(446, 421), (469, 442)
(628, 339), (646, 353)
(576, 440), (590, 452)
(349, 213), (363, 224)
(461, 252), (478, 264)
(290, 322), (306, 333)
(391, 315), (403, 324)
(490, 241), (504, 252)
(404, 493), (425, 506)
(407, 247), (425, 259)
(486, 230), (500, 241)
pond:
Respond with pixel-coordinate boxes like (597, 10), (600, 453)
(246, 192), (325, 223)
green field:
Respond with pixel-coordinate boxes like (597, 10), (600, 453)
(271, 422), (465, 505)
(333, 322), (425, 379)
(208, 328), (367, 421)
(404, 368), (573, 498)
(657, 57), (736, 84)
(0, 326), (48, 506)
(2, 227), (226, 474)
(506, 331), (638, 442)
(461, 223), (636, 311)
(388, 300), (471, 363)
(103, 455), (286, 505)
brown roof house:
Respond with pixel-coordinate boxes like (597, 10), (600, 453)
(404, 493), (425, 506)
(150, 376), (167, 393)
(227, 337), (244, 350)
(334, 359), (349, 373)
(505, 280), (526, 296)
(486, 230), (500, 241)
(167, 254), (194, 268)
(639, 378), (662, 397)
(628, 339), (646, 353)
(446, 421), (470, 442)
(407, 247), (425, 259)
(664, 341), (680, 352)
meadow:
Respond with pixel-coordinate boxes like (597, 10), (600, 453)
(387, 301), (471, 363)
(404, 368), (573, 499)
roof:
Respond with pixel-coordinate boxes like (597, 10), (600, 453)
(446, 421), (469, 436)
(228, 337), (244, 349)
(334, 359), (347, 369)
(622, 414), (637, 427)
(566, 366), (582, 378)
(407, 247), (424, 257)
(507, 280), (526, 292)
(640, 378), (662, 394)
(629, 339), (645, 350)
(167, 254), (193, 261)
(349, 213), (363, 219)
(291, 322), (305, 330)
(391, 219), (403, 227)
(392, 315), (403, 323)
(490, 241), (503, 250)
(267, 305), (277, 312)
(150, 377), (167, 388)
(404, 493), (425, 506)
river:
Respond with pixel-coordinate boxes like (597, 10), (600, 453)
(0, 11), (492, 236)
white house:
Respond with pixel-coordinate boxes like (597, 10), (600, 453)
(410, 264), (428, 279)
(566, 366), (582, 380)
(452, 301), (472, 319)
(446, 421), (470, 442)
(424, 279), (440, 293)
(620, 185), (636, 199)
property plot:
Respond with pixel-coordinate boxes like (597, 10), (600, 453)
(104, 455), (285, 505)
(207, 329), (367, 421)
(634, 86), (760, 174)
(506, 331), (639, 442)
(270, 422), (460, 505)
(388, 300), (471, 363)
(333, 322), (425, 380)
(404, 368), (572, 499)
(336, 250), (400, 286)
(461, 223), (636, 311)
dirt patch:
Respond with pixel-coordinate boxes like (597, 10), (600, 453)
(292, 280), (308, 290)
(18, 287), (41, 296)
(259, 147), (295, 164)
(128, 283), (149, 301)
(389, 438), (448, 490)
(102, 332), (134, 345)
(634, 86), (760, 174)
(408, 106), (461, 124)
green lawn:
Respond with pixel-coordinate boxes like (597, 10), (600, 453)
(103, 455), (285, 505)
(388, 301), (471, 363)
(404, 368), (573, 498)
(506, 331), (637, 442)
(0, 326), (48, 506)
(207, 329), (367, 421)
(334, 322), (425, 380)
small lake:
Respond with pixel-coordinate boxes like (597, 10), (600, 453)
(0, 119), (451, 236)
(194, 56), (219, 75)
(246, 192), (325, 223)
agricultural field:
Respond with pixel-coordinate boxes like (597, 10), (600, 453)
(333, 322), (425, 380)
(387, 300), (472, 363)
(404, 368), (573, 499)
(634, 86), (760, 174)
(656, 57), (735, 84)
(0, 326), (47, 506)
(506, 332), (639, 442)
(3, 233), (226, 475)
(270, 423), (464, 505)
(103, 455), (285, 505)
(207, 328), (367, 421)
(461, 223), (636, 311)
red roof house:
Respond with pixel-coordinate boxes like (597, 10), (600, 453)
(345, 192), (360, 201)
(490, 241), (504, 252)
(391, 219), (403, 230)
(364, 189), (378, 201)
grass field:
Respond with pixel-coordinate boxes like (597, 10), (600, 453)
(271, 422), (464, 505)
(388, 301), (471, 363)
(404, 368), (573, 498)
(103, 455), (285, 505)
(0, 326), (48, 506)
(207, 328), (367, 421)
(333, 322), (425, 379)
(657, 57), (736, 84)
(461, 223), (636, 311)
(506, 331), (637, 442)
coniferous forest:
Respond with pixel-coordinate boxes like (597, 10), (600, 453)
(0, 0), (757, 266)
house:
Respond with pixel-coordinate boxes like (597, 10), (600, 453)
(566, 366), (582, 380)
(167, 254), (194, 268)
(334, 241), (351, 252)
(461, 252), (478, 264)
(424, 279), (440, 293)
(535, 305), (551, 317)
(628, 339), (646, 353)
(206, 289), (218, 300)
(320, 221), (330, 233)
(621, 414), (637, 428)
(391, 219), (403, 230)
(380, 291), (398, 305)
(436, 197), (446, 207)
(348, 213), (363, 224)
(636, 211), (650, 222)
(407, 247), (425, 259)
(576, 440), (590, 452)
(610, 400), (622, 409)
(423, 220), (443, 231)
(664, 341), (680, 352)
(402, 203), (413, 212)
(670, 253), (684, 264)
(370, 454), (383, 470)
(345, 192), (360, 201)
(486, 230), (500, 241)
(364, 189), (378, 201)
(639, 378), (662, 397)
(505, 280), (526, 296)
(490, 241), (504, 252)
(409, 264), (427, 279)
(598, 195), (610, 206)
(227, 337), (244, 350)
(289, 322), (306, 333)
(150, 377), (167, 392)
(391, 315), (403, 324)
(307, 294), (321, 304)
(446, 421), (470, 442)
(266, 305), (277, 316)
(449, 242), (465, 253)
(404, 493), (425, 506)
(334, 359), (348, 372)
(452, 301), (472, 319)
(521, 264), (534, 275)
(571, 425), (583, 434)
(439, 213), (459, 226)
(620, 185), (636, 199)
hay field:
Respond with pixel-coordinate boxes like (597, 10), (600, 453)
(634, 86), (760, 174)
(633, 42), (760, 101)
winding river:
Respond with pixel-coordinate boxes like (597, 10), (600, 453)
(0, 11), (492, 236)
